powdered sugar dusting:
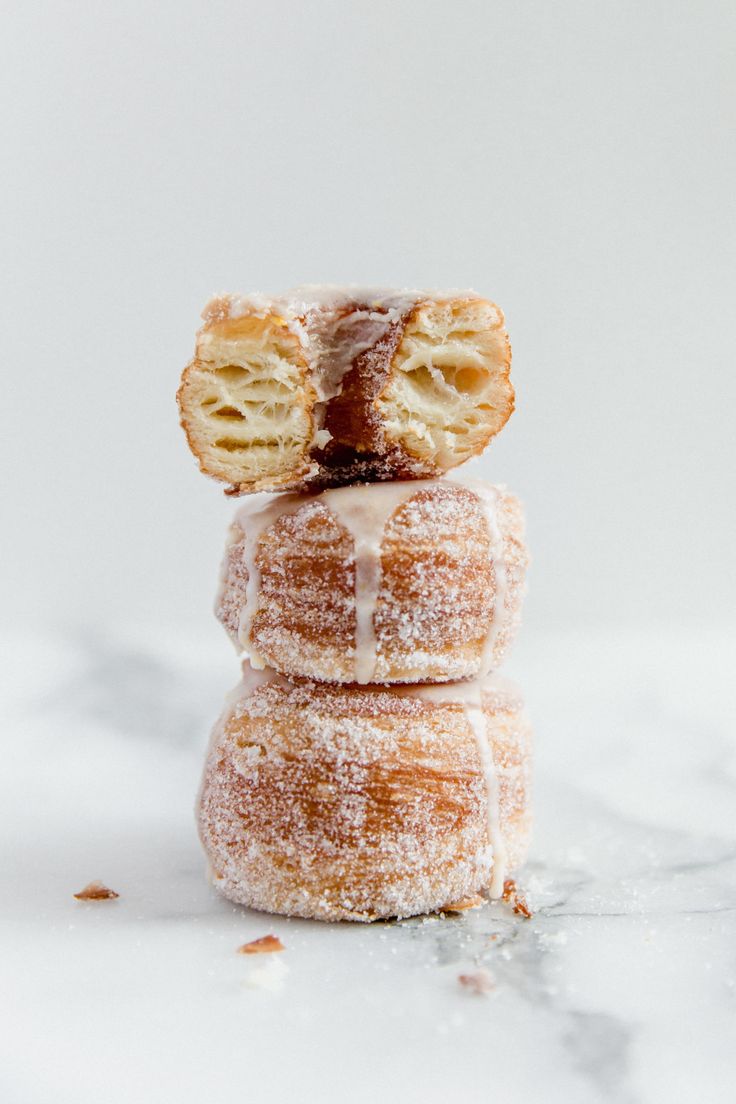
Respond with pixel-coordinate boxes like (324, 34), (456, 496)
(215, 479), (528, 684)
(197, 671), (532, 922)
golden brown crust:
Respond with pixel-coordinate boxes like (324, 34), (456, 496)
(177, 291), (514, 493)
(375, 297), (513, 471)
(217, 481), (528, 684)
(177, 311), (318, 492)
(73, 881), (119, 901)
(237, 935), (284, 954)
(198, 675), (532, 922)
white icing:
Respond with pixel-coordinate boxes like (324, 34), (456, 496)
(233, 492), (313, 668)
(230, 476), (509, 684)
(318, 481), (439, 683)
(464, 686), (508, 898)
(232, 480), (441, 681)
(442, 480), (509, 894)
(228, 285), (479, 319)
(394, 674), (510, 897)
(459, 480), (508, 676)
(237, 660), (289, 694)
(303, 306), (407, 404)
(287, 289), (426, 422)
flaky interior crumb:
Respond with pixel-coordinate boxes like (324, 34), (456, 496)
(376, 299), (513, 469)
(178, 313), (315, 489)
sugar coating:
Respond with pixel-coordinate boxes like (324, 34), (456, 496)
(198, 673), (533, 922)
(216, 478), (528, 684)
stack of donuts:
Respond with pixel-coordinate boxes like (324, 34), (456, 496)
(178, 286), (532, 922)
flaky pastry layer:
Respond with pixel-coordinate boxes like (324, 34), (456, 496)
(178, 286), (513, 493)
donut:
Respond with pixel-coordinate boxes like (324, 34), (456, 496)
(216, 478), (528, 685)
(198, 668), (532, 922)
(177, 286), (513, 494)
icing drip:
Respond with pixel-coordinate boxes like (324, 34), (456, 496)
(318, 481), (438, 683)
(233, 492), (312, 668)
(232, 480), (442, 682)
(370, 676), (509, 898)
(453, 481), (509, 891)
(464, 689), (507, 898)
(229, 477), (510, 683)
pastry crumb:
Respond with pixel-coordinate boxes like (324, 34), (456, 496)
(237, 934), (285, 954)
(502, 878), (532, 919)
(458, 968), (494, 995)
(513, 895), (532, 919)
(73, 881), (119, 901)
(501, 878), (517, 901)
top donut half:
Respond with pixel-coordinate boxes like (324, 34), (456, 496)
(177, 286), (513, 493)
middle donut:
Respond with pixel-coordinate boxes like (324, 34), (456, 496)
(217, 478), (528, 685)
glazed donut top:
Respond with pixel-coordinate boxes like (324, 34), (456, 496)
(220, 476), (512, 685)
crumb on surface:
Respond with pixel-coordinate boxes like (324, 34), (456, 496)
(502, 877), (532, 919)
(513, 895), (532, 919)
(458, 967), (494, 995)
(237, 935), (285, 954)
(73, 881), (119, 901)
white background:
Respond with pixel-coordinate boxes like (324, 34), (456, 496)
(2, 7), (735, 1103)
(2, 0), (734, 643)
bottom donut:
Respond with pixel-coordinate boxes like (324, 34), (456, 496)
(197, 667), (532, 922)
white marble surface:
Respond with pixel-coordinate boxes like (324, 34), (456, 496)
(2, 625), (734, 1104)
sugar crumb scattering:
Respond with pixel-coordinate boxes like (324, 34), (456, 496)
(237, 935), (285, 954)
(73, 881), (119, 901)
